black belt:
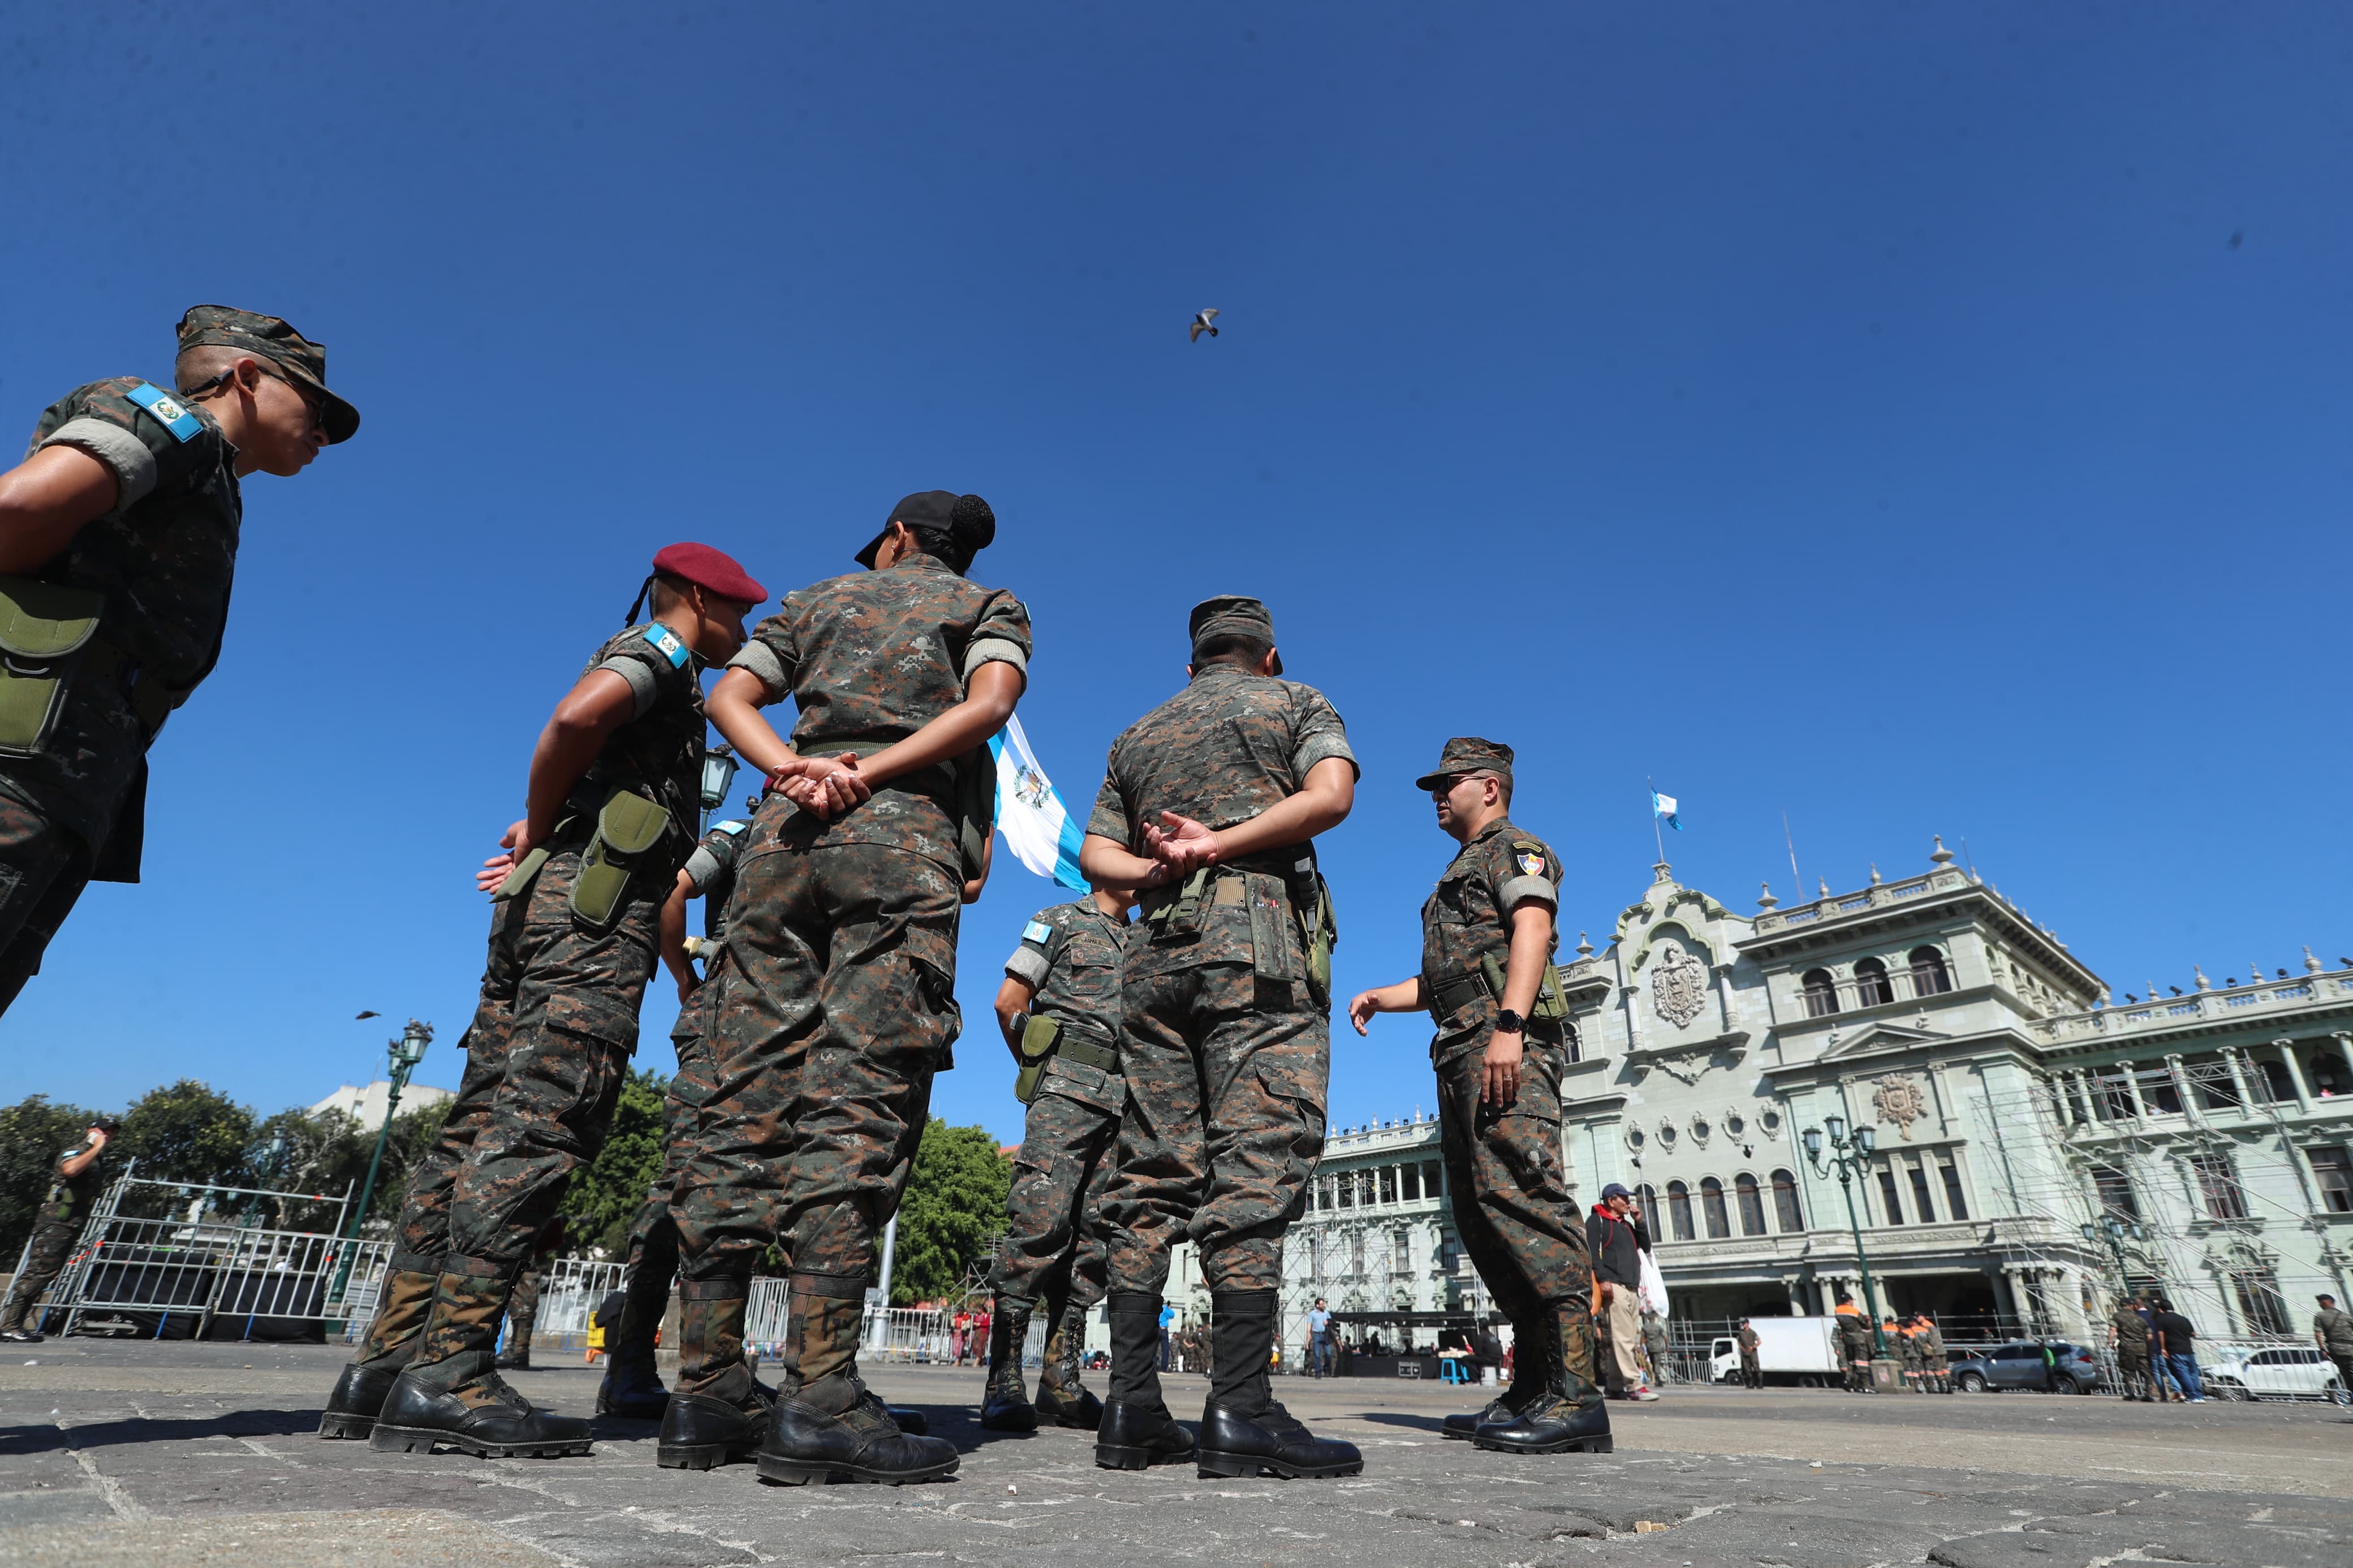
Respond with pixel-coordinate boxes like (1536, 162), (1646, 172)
(1430, 971), (1490, 1019)
(1055, 1030), (1119, 1074)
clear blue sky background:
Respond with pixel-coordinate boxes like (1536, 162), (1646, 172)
(2, 3), (2346, 1146)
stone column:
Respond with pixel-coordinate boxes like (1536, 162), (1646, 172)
(2274, 1038), (2314, 1111)
(2122, 1064), (2150, 1120)
(2165, 1052), (2200, 1125)
(2334, 1032), (2353, 1090)
(2072, 1070), (2102, 1124)
(2221, 1047), (2255, 1116)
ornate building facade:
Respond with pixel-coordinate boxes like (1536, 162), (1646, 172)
(1275, 839), (2353, 1351)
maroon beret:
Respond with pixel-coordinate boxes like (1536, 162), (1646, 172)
(651, 542), (766, 604)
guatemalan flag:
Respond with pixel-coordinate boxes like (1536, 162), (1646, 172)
(989, 715), (1089, 890)
(1651, 789), (1682, 831)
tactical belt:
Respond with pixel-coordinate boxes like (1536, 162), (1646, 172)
(79, 637), (175, 740)
(1055, 1026), (1119, 1074)
(1429, 970), (1490, 1021)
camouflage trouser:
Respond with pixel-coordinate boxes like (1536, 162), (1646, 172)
(1433, 1031), (1587, 1309)
(617, 1015), (723, 1297)
(0, 1221), (79, 1332)
(0, 792), (94, 1018)
(506, 1266), (542, 1345)
(1098, 951), (1328, 1294)
(990, 1069), (1122, 1308)
(2115, 1344), (2151, 1397)
(398, 846), (657, 1279)
(674, 825), (961, 1286)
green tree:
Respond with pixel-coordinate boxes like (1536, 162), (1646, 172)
(113, 1080), (255, 1216)
(889, 1118), (1011, 1305)
(0, 1095), (98, 1260)
(244, 1107), (370, 1232)
(558, 1068), (669, 1256)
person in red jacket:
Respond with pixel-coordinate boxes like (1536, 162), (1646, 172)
(1586, 1186), (1660, 1401)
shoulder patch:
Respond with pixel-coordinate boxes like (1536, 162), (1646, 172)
(641, 623), (689, 668)
(124, 381), (204, 443)
(1023, 919), (1054, 945)
(711, 819), (747, 836)
(1512, 842), (1547, 878)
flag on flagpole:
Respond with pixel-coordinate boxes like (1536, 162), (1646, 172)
(1650, 789), (1682, 831)
(989, 715), (1089, 889)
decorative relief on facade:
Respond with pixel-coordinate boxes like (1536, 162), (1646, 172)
(1652, 943), (1710, 1028)
(1872, 1073), (1931, 1141)
(1690, 1115), (1712, 1147)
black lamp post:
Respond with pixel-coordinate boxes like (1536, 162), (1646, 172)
(2079, 1213), (2147, 1297)
(331, 1018), (433, 1303)
(700, 743), (740, 830)
(1803, 1114), (1888, 1357)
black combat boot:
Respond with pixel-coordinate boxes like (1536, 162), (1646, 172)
(1473, 1299), (1613, 1455)
(979, 1294), (1041, 1432)
(600, 1252), (676, 1418)
(1195, 1290), (1361, 1479)
(370, 1268), (592, 1458)
(1035, 1299), (1104, 1431)
(660, 1284), (770, 1468)
(320, 1267), (438, 1439)
(1443, 1318), (1537, 1440)
(1094, 1291), (1194, 1470)
(755, 1276), (959, 1486)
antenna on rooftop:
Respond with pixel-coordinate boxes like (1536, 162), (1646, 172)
(1782, 810), (1802, 904)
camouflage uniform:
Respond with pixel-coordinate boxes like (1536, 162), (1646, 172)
(671, 548), (1027, 1431)
(344, 620), (706, 1408)
(0, 309), (353, 1016)
(0, 1139), (109, 1335)
(2112, 1302), (2153, 1401)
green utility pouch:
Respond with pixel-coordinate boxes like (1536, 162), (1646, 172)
(1477, 951), (1569, 1022)
(1300, 872), (1337, 1003)
(1014, 1012), (1064, 1104)
(568, 787), (671, 929)
(0, 577), (103, 757)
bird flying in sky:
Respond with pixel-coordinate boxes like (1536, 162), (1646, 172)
(1189, 308), (1220, 342)
(355, 1010), (380, 1020)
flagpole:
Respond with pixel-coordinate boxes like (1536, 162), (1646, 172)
(1647, 776), (1665, 866)
(1782, 810), (1803, 904)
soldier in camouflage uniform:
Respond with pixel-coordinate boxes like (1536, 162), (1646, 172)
(320, 543), (765, 1460)
(977, 887), (1137, 1432)
(0, 1114), (117, 1341)
(1348, 737), (1610, 1456)
(2110, 1295), (2154, 1402)
(495, 1217), (567, 1371)
(1080, 595), (1363, 1480)
(0, 308), (356, 1017)
(672, 491), (1024, 1487)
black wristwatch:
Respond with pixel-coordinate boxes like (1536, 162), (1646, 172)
(1494, 1008), (1525, 1034)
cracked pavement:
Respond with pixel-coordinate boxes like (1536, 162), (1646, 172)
(0, 1342), (2346, 1566)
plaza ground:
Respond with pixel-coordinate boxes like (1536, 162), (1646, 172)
(0, 1341), (2345, 1566)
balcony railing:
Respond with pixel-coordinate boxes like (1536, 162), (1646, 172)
(2036, 972), (2353, 1044)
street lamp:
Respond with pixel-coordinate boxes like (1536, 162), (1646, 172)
(2079, 1213), (2147, 1299)
(330, 1019), (433, 1303)
(700, 743), (740, 828)
(1803, 1116), (1887, 1357)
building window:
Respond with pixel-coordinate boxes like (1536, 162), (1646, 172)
(1735, 1173), (1767, 1236)
(2260, 1057), (2297, 1104)
(1637, 1183), (1660, 1223)
(1876, 1164), (1905, 1225)
(1358, 1170), (1377, 1207)
(1393, 1225), (1412, 1276)
(1336, 1174), (1352, 1210)
(2145, 1069), (2183, 1116)
(2231, 1268), (2291, 1336)
(2308, 1148), (2353, 1213)
(1379, 1167), (1398, 1205)
(2094, 1073), (2135, 1120)
(1855, 957), (1893, 1007)
(2192, 1153), (2249, 1221)
(1938, 1158), (1968, 1220)
(1906, 1161), (1936, 1224)
(1802, 969), (1840, 1017)
(1565, 1020), (1581, 1062)
(1350, 1231), (1365, 1274)
(1770, 1169), (1804, 1232)
(1667, 1181), (1695, 1242)
(1700, 1177), (1730, 1239)
(2188, 1055), (2240, 1111)
(1908, 945), (1951, 996)
(1401, 1164), (1420, 1202)
(2091, 1164), (2138, 1220)
(1423, 1160), (1443, 1198)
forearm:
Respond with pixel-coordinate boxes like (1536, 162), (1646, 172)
(1364, 978), (1427, 1015)
(523, 720), (613, 843)
(658, 873), (693, 988)
(855, 663), (1021, 788)
(706, 668), (799, 779)
(1080, 833), (1171, 889)
(1202, 759), (1355, 862)
(994, 976), (1035, 1045)
(1499, 906), (1552, 1017)
(59, 1146), (99, 1178)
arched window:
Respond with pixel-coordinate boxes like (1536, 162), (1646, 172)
(1909, 945), (1951, 996)
(1855, 957), (1893, 1007)
(1735, 1173), (1768, 1236)
(1700, 1177), (1730, 1239)
(1636, 1183), (1659, 1223)
(2261, 1058), (2296, 1103)
(1666, 1181), (1694, 1242)
(1771, 1168), (1804, 1232)
(1802, 969), (1840, 1018)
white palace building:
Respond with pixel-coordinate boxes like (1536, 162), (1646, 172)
(1255, 840), (2353, 1353)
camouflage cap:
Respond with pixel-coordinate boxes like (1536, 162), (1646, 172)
(1187, 594), (1282, 675)
(1413, 736), (1515, 792)
(175, 305), (359, 443)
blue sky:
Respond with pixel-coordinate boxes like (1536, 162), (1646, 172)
(2, 3), (2346, 1144)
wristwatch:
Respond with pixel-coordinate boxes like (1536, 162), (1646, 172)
(1494, 1008), (1525, 1034)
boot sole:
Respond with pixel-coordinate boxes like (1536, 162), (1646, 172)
(1094, 1441), (1194, 1470)
(1440, 1426), (1474, 1442)
(1471, 1433), (1614, 1455)
(657, 1440), (754, 1470)
(1196, 1448), (1363, 1479)
(755, 1452), (960, 1487)
(979, 1410), (1040, 1432)
(369, 1423), (593, 1459)
(317, 1412), (376, 1440)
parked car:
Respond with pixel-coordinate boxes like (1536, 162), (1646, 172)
(1948, 1340), (2100, 1393)
(2203, 1345), (2346, 1402)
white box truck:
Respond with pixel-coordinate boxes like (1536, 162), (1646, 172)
(1708, 1317), (1842, 1386)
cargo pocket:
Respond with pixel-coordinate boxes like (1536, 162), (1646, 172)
(1252, 1047), (1329, 1168)
(0, 578), (102, 758)
(570, 787), (671, 930)
(901, 922), (963, 1062)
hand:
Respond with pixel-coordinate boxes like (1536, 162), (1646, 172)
(1481, 1025), (1524, 1107)
(1598, 1280), (1615, 1303)
(87, 1128), (109, 1150)
(1346, 990), (1381, 1036)
(477, 819), (532, 894)
(675, 967), (701, 1005)
(1143, 810), (1221, 872)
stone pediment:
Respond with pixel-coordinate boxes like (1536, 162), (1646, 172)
(1624, 1030), (1749, 1085)
(1818, 1022), (1947, 1060)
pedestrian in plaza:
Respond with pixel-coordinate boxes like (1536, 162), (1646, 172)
(1348, 737), (1610, 1457)
(0, 308), (356, 1018)
(978, 884), (1138, 1433)
(1083, 594), (1361, 1479)
(952, 1307), (972, 1367)
(0, 1113), (117, 1342)
(1641, 1310), (1672, 1386)
(971, 1303), (993, 1375)
(1834, 1294), (1873, 1392)
(2150, 1299), (2204, 1402)
(495, 1216), (567, 1371)
(674, 490), (1021, 1487)
(1894, 1314), (1923, 1392)
(1307, 1297), (1334, 1378)
(1919, 1312), (1951, 1394)
(1588, 1187), (1660, 1402)
(2313, 1294), (2353, 1402)
(322, 543), (762, 1460)
(1737, 1319), (1764, 1389)
(1157, 1301), (1176, 1372)
(2109, 1295), (2155, 1402)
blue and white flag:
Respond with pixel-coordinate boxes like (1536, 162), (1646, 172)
(989, 715), (1089, 889)
(1651, 789), (1682, 831)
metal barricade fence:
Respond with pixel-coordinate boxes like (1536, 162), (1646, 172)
(44, 1211), (391, 1341)
(744, 1281), (984, 1366)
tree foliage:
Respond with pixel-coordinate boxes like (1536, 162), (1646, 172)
(0, 1094), (97, 1260)
(889, 1118), (1011, 1305)
(111, 1080), (257, 1219)
(558, 1068), (669, 1256)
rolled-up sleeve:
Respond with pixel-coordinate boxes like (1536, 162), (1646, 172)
(1005, 944), (1052, 986)
(727, 637), (791, 702)
(965, 592), (1033, 687)
(42, 417), (158, 509)
(1289, 689), (1359, 781)
(1085, 770), (1130, 846)
(594, 653), (661, 718)
(1496, 874), (1558, 912)
(962, 637), (1028, 681)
